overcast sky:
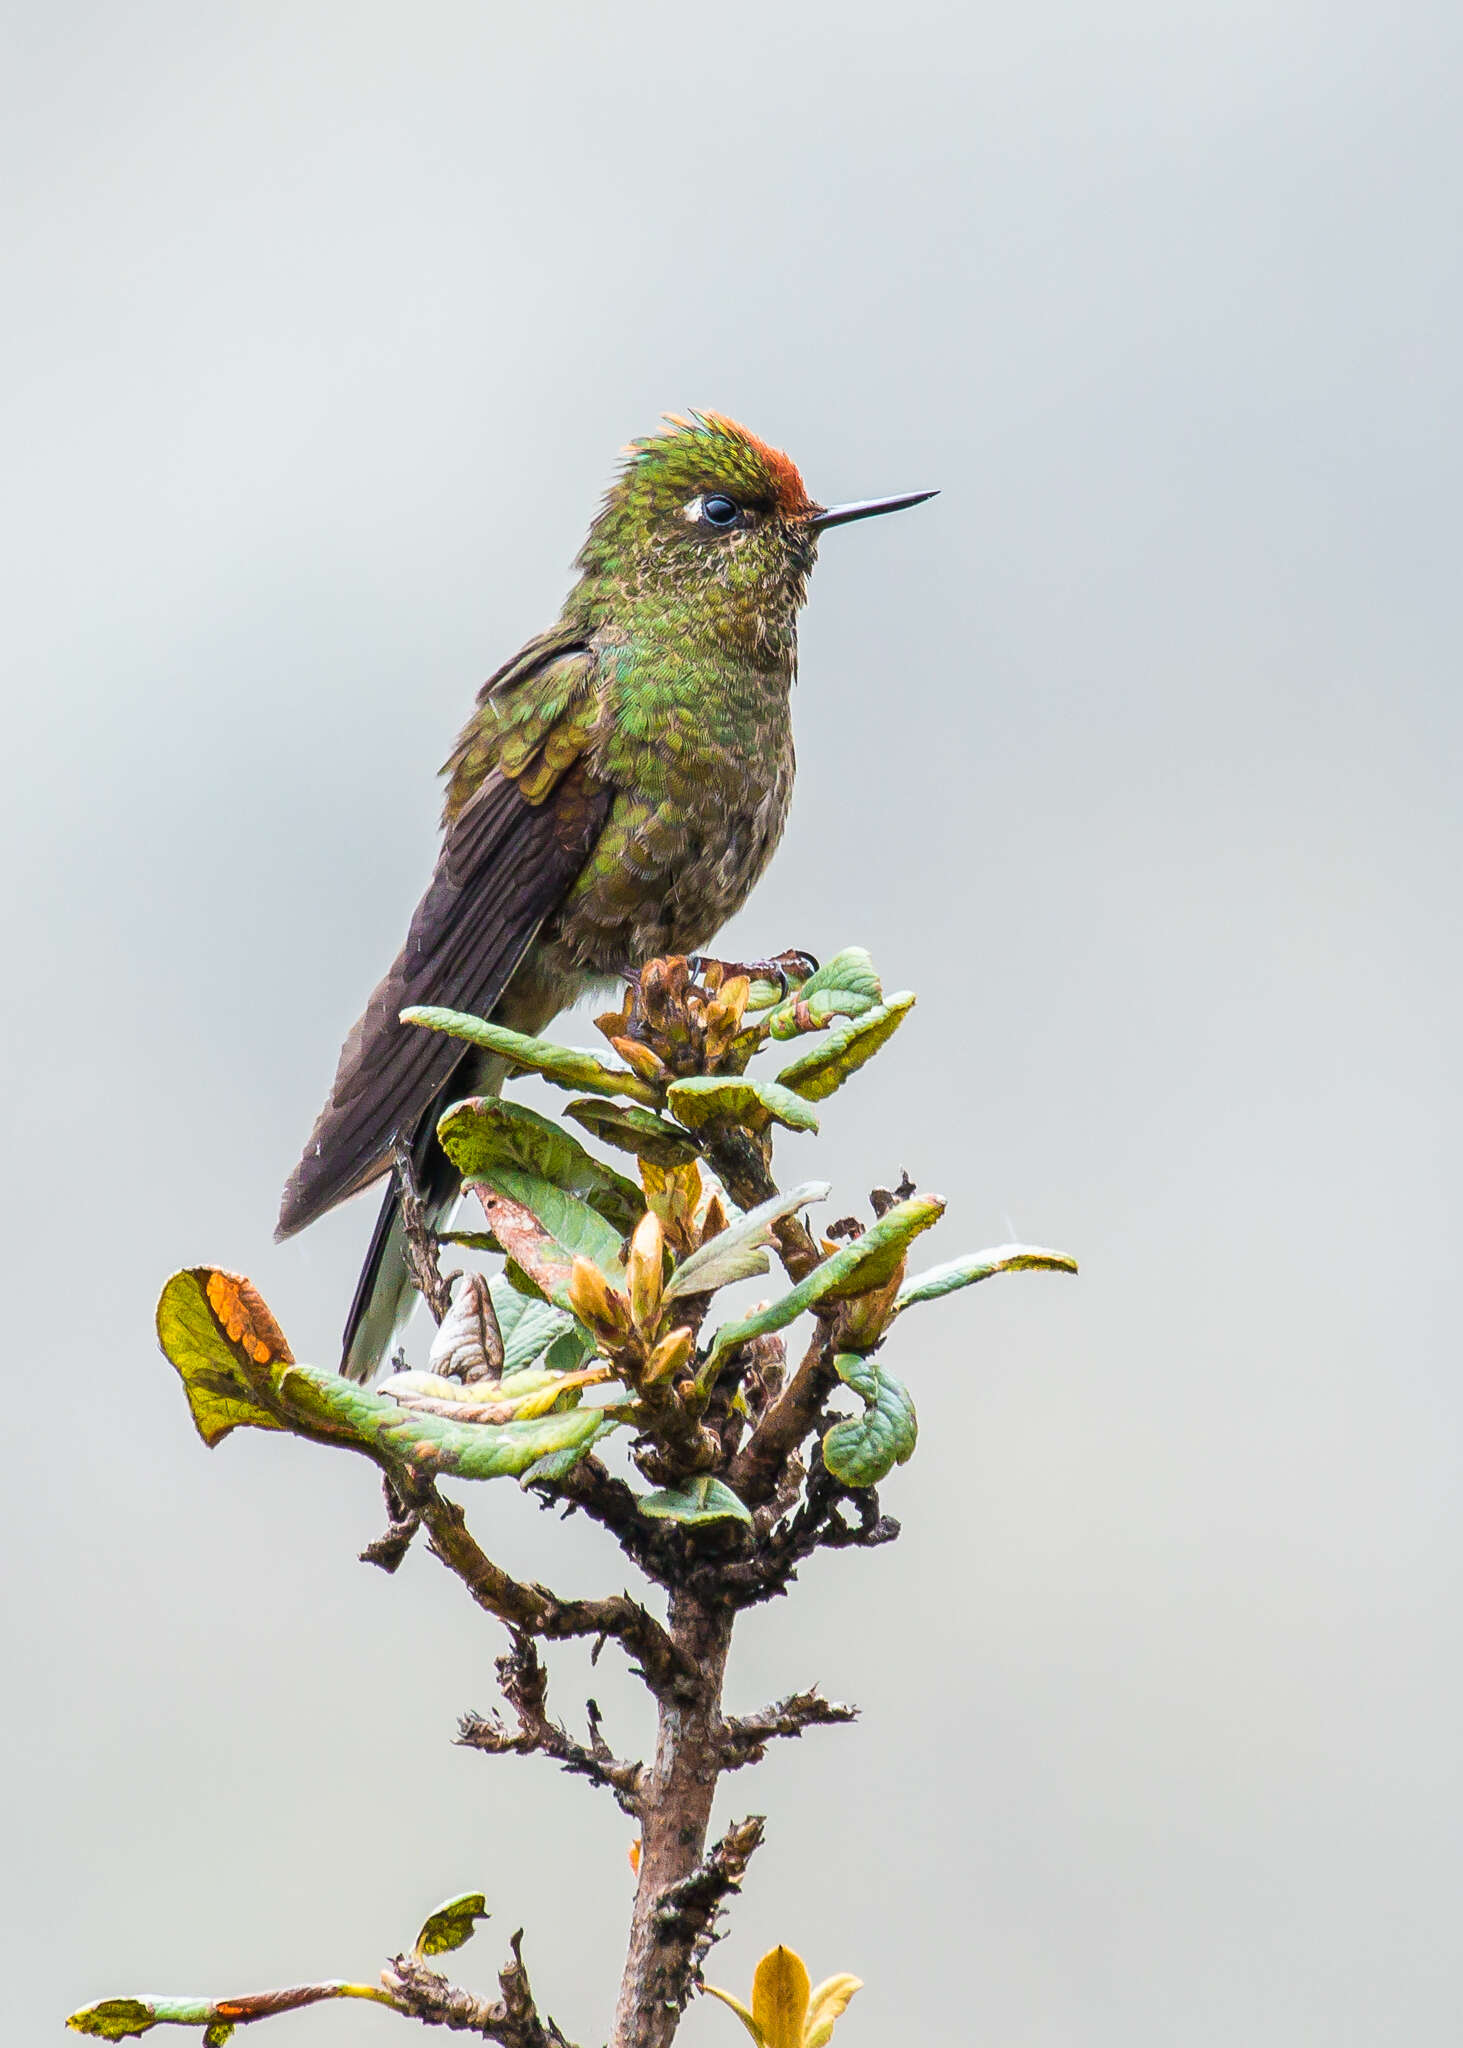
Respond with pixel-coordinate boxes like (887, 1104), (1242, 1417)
(5, 3), (1462, 2043)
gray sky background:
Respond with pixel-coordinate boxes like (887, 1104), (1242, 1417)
(5, 2), (1461, 2041)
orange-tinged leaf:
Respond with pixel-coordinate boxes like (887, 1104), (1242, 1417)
(203, 1271), (294, 1367)
(751, 1946), (810, 2048)
(156, 1268), (294, 1447)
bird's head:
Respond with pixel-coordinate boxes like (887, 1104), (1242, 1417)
(571, 413), (934, 653)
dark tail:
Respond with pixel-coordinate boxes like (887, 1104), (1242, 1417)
(338, 1050), (507, 1382)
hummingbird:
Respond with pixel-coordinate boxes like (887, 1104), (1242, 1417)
(277, 413), (934, 1380)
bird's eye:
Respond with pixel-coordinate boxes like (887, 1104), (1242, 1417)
(700, 494), (741, 528)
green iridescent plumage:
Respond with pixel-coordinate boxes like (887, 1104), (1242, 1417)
(277, 413), (932, 1378)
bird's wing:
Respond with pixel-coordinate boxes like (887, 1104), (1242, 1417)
(276, 637), (610, 1239)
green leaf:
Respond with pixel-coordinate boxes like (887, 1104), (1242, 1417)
(277, 1364), (621, 1479)
(414, 1891), (489, 1957)
(744, 975), (791, 1013)
(564, 1098), (703, 1167)
(822, 1354), (917, 1486)
(667, 1075), (819, 1136)
(774, 994), (916, 1101)
(475, 1176), (627, 1312)
(437, 1229), (502, 1254)
(518, 1422), (616, 1488)
(438, 1096), (643, 1236)
(705, 1196), (945, 1365)
(67, 2000), (159, 2040)
(663, 1181), (830, 1302)
(541, 1324), (596, 1374)
(489, 1275), (579, 1373)
(203, 2027), (235, 2047)
(637, 1473), (753, 1525)
(156, 1269), (292, 1447)
(402, 1007), (660, 1103)
(895, 1243), (1078, 1311)
(766, 948), (883, 1038)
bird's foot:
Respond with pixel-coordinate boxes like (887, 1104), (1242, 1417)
(596, 948), (821, 1083)
(688, 948), (819, 999)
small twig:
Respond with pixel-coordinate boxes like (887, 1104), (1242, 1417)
(726, 1325), (840, 1510)
(383, 1931), (572, 2046)
(717, 1688), (858, 1770)
(420, 1487), (697, 1701)
(70, 1933), (573, 2046)
(535, 1457), (681, 1582)
(457, 1634), (644, 1819)
(359, 1473), (426, 1573)
(392, 1136), (454, 1326)
(652, 1814), (766, 2004)
(869, 1168), (917, 1218)
(685, 1451), (900, 1612)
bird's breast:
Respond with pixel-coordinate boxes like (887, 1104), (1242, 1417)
(547, 648), (796, 976)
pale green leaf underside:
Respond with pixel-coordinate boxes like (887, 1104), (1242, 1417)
(637, 1474), (753, 1525)
(667, 1074), (819, 1135)
(664, 1180), (830, 1301)
(564, 1097), (703, 1166)
(895, 1244), (1078, 1311)
(401, 1006), (659, 1103)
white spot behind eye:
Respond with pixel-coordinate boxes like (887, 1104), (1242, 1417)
(683, 496), (706, 524)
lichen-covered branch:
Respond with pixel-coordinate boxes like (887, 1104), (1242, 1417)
(458, 1633), (644, 1819)
(611, 1590), (737, 2048)
(726, 1325), (841, 1509)
(421, 1489), (696, 1701)
(383, 1932), (571, 2046)
(70, 1923), (571, 2047)
(392, 1134), (457, 1328)
(717, 1689), (858, 1770)
(651, 1815), (766, 1995)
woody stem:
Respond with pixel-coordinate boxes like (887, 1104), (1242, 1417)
(608, 1589), (735, 2048)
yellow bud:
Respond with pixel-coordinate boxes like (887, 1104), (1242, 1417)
(643, 1325), (695, 1385)
(566, 1256), (632, 1342)
(642, 1159), (704, 1253)
(626, 1209), (665, 1332)
(703, 975), (751, 1061)
(611, 1034), (668, 1083)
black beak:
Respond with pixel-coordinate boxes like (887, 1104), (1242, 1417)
(805, 489), (938, 532)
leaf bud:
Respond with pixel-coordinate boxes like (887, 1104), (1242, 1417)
(835, 1263), (906, 1351)
(611, 1035), (669, 1084)
(566, 1256), (633, 1343)
(702, 975), (751, 1062)
(643, 1325), (695, 1384)
(626, 1209), (666, 1332)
